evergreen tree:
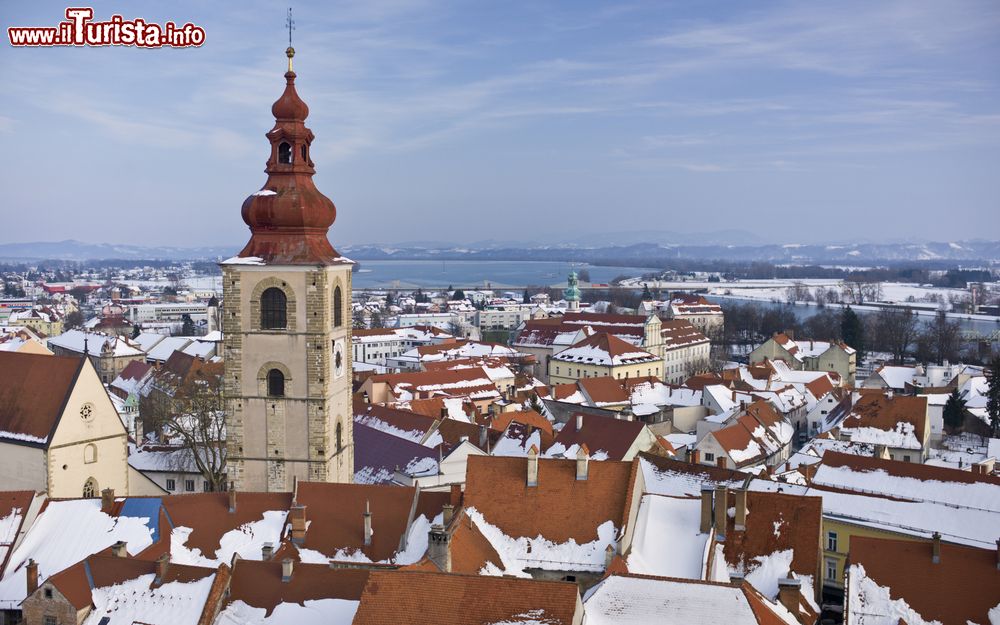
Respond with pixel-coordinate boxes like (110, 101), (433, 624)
(522, 290), (531, 304)
(452, 289), (466, 301)
(840, 306), (865, 361)
(942, 388), (967, 433)
(988, 357), (1000, 438)
(131, 324), (142, 340)
(641, 283), (654, 301)
(181, 313), (196, 336)
(384, 291), (394, 307)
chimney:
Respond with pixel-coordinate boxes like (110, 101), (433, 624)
(717, 456), (728, 470)
(478, 424), (488, 449)
(281, 558), (293, 582)
(689, 449), (701, 465)
(101, 488), (115, 513)
(576, 414), (583, 431)
(777, 578), (801, 615)
(428, 524), (451, 572)
(363, 500), (373, 546)
(731, 389), (737, 402)
(886, 389), (894, 400)
(442, 503), (454, 526)
(111, 541), (127, 558)
(362, 390), (369, 404)
(450, 483), (462, 509)
(26, 559), (38, 596)
(604, 543), (616, 569)
(733, 489), (748, 531)
(289, 504), (307, 544)
(527, 445), (539, 487)
(228, 488), (237, 514)
(262, 543), (274, 561)
(932, 532), (941, 564)
(576, 444), (590, 481)
(440, 407), (448, 419)
(155, 553), (169, 583)
(714, 486), (728, 541)
(700, 486), (714, 533)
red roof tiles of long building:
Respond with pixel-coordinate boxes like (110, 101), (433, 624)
(352, 570), (581, 625)
(464, 455), (636, 544)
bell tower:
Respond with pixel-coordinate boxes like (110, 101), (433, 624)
(222, 45), (354, 492)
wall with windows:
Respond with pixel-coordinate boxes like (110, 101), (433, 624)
(47, 360), (129, 498)
(819, 518), (924, 589)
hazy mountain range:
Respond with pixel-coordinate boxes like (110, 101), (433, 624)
(1, 237), (998, 266)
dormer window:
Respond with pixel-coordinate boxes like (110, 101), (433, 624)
(278, 142), (292, 164)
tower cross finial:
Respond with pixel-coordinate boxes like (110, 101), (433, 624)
(285, 7), (296, 72)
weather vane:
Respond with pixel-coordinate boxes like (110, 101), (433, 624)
(285, 7), (296, 72)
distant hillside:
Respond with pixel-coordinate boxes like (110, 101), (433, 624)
(1, 238), (998, 265)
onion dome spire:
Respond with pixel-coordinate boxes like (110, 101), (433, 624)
(235, 45), (343, 265)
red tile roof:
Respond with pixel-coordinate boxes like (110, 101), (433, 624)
(819, 450), (1000, 486)
(0, 352), (84, 445)
(226, 559), (370, 615)
(352, 570), (581, 625)
(841, 394), (928, 443)
(660, 319), (710, 348)
(294, 482), (432, 563)
(552, 413), (648, 461)
(723, 490), (822, 581)
(160, 492), (293, 558)
(464, 455), (635, 543)
(553, 332), (658, 365)
(849, 536), (1000, 625)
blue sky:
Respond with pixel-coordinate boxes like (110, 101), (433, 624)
(1, 0), (999, 248)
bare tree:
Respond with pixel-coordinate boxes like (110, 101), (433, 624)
(916, 311), (963, 365)
(873, 308), (919, 364)
(842, 277), (882, 305)
(141, 362), (227, 492)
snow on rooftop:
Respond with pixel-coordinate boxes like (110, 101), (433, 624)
(808, 487), (1000, 550)
(626, 495), (710, 580)
(840, 422), (921, 450)
(221, 256), (266, 266)
(170, 510), (286, 566)
(811, 464), (1000, 513)
(83, 572), (215, 625)
(846, 563), (939, 625)
(216, 598), (359, 625)
(583, 575), (769, 625)
(468, 507), (617, 576)
(0, 499), (155, 608)
(640, 458), (742, 498)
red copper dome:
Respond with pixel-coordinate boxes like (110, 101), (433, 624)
(235, 61), (343, 265)
(271, 71), (309, 121)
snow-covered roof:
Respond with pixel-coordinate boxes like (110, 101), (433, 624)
(626, 494), (716, 581)
(47, 329), (145, 357)
(812, 452), (1000, 513)
(146, 336), (194, 362)
(583, 574), (798, 625)
(0, 499), (155, 609)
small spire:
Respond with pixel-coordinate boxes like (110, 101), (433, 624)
(285, 7), (296, 72)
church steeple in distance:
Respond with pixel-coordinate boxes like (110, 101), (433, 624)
(236, 30), (344, 265)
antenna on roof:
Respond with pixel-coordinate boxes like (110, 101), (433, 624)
(83, 334), (89, 356)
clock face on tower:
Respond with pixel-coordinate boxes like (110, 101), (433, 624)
(334, 339), (345, 378)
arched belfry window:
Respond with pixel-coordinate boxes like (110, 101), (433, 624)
(83, 477), (98, 498)
(267, 369), (285, 397)
(261, 288), (287, 329)
(278, 142), (292, 164)
(333, 286), (343, 328)
(336, 421), (343, 452)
